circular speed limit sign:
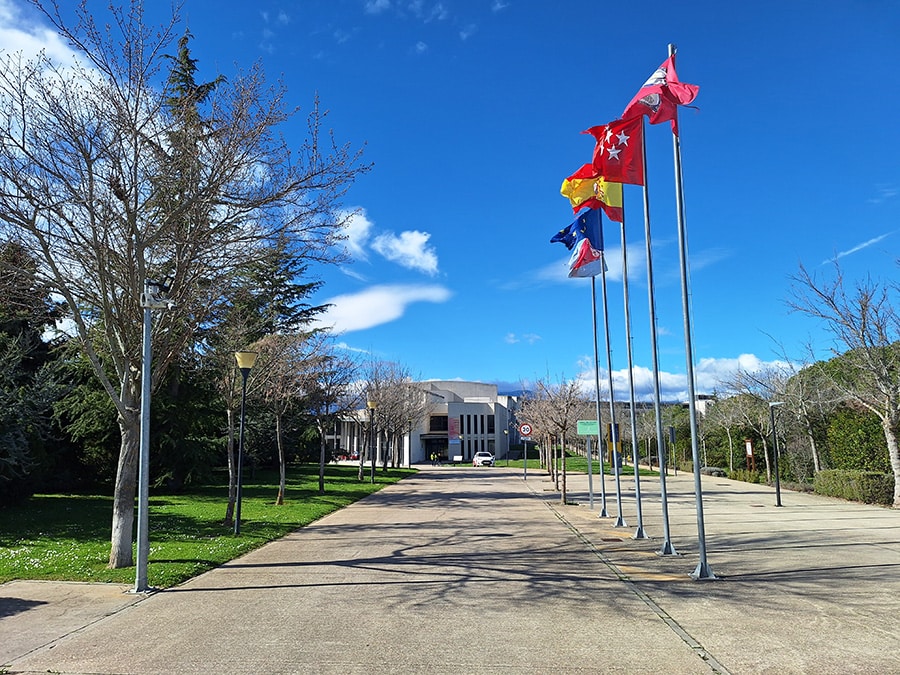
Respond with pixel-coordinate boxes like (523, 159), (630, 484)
(519, 423), (533, 437)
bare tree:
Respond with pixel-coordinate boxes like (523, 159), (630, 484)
(255, 333), (306, 505)
(720, 366), (788, 481)
(533, 376), (583, 505)
(703, 396), (744, 472)
(790, 263), (900, 506)
(361, 360), (425, 471)
(298, 336), (359, 493)
(0, 2), (367, 566)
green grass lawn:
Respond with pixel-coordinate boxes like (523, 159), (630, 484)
(0, 464), (414, 588)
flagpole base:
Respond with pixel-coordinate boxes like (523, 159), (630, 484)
(657, 540), (679, 556)
(690, 561), (717, 581)
(632, 526), (649, 540)
(613, 515), (627, 528)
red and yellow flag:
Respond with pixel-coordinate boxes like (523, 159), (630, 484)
(560, 164), (623, 222)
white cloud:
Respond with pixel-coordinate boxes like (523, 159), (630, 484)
(572, 353), (789, 403)
(491, 0), (510, 11)
(0, 0), (78, 65)
(340, 209), (374, 261)
(316, 284), (452, 333)
(371, 230), (438, 275)
(414, 41), (428, 53)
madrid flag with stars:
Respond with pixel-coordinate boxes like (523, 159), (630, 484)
(583, 117), (644, 186)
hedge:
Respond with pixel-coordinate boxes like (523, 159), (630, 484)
(813, 469), (894, 505)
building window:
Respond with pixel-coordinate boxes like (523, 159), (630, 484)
(430, 415), (448, 432)
(487, 415), (495, 434)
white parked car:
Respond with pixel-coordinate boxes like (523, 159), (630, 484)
(472, 451), (494, 467)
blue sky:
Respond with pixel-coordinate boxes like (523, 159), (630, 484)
(6, 0), (900, 400)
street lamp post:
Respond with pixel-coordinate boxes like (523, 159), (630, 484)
(234, 350), (258, 535)
(134, 279), (174, 593)
(769, 401), (785, 507)
(407, 418), (413, 468)
(367, 396), (377, 483)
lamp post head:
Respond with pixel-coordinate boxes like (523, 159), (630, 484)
(366, 397), (377, 411)
(235, 351), (258, 379)
(769, 401), (785, 409)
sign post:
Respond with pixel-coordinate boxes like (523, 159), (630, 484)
(577, 420), (600, 508)
(519, 423), (532, 480)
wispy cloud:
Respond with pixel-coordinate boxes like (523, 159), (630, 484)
(534, 243), (647, 285)
(505, 332), (541, 345)
(335, 342), (371, 354)
(867, 184), (898, 205)
(316, 284), (452, 333)
(409, 1), (449, 22)
(414, 41), (428, 54)
(491, 0), (510, 11)
(459, 24), (477, 40)
(823, 232), (892, 263)
(364, 0), (392, 14)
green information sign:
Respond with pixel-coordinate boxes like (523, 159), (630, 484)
(576, 420), (599, 436)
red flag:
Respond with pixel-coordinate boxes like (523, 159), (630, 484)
(583, 117), (644, 186)
(622, 54), (698, 135)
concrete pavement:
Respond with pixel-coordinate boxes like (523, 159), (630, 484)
(2, 464), (900, 674)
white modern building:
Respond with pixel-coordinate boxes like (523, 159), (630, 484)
(334, 381), (519, 466)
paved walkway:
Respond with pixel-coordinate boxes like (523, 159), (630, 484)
(2, 465), (900, 674)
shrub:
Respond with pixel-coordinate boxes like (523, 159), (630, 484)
(814, 469), (894, 505)
(728, 469), (762, 484)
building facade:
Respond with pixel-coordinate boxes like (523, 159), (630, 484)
(335, 381), (518, 466)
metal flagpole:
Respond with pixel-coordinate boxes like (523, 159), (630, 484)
(641, 117), (677, 556)
(619, 219), (647, 539)
(599, 221), (626, 527)
(668, 43), (714, 580)
(591, 278), (608, 517)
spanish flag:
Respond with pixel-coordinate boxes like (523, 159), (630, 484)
(560, 163), (623, 223)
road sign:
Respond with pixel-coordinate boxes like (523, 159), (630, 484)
(519, 423), (533, 437)
(576, 420), (599, 436)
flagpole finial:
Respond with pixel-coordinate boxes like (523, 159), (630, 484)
(668, 43), (676, 57)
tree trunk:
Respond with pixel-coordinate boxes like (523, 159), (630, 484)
(224, 406), (236, 526)
(108, 406), (140, 569)
(560, 434), (567, 505)
(276, 412), (286, 505)
(725, 427), (734, 472)
(761, 437), (772, 482)
(804, 416), (821, 473)
(880, 416), (900, 507)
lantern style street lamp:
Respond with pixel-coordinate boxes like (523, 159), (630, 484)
(234, 351), (258, 535)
